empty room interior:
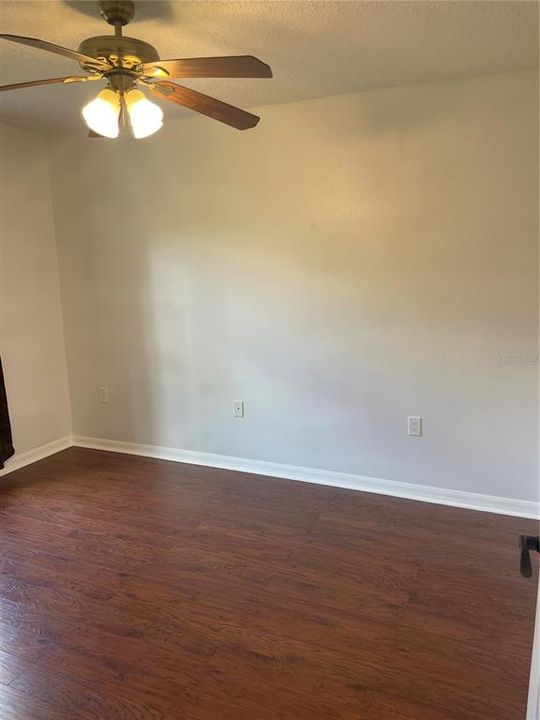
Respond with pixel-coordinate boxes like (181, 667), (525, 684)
(0, 1), (539, 718)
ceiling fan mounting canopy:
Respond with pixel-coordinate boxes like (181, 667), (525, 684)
(99, 1), (135, 28)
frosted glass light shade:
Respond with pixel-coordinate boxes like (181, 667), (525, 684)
(125, 89), (163, 139)
(82, 88), (120, 139)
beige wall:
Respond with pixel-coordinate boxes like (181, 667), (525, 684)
(0, 124), (71, 457)
(47, 69), (538, 502)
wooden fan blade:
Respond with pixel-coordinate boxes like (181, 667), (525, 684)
(0, 76), (98, 92)
(142, 55), (272, 79)
(147, 81), (260, 130)
(0, 34), (110, 69)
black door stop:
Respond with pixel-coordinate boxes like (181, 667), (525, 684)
(519, 535), (540, 578)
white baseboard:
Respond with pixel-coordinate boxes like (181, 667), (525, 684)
(0, 436), (73, 478)
(72, 435), (539, 519)
(2, 434), (536, 519)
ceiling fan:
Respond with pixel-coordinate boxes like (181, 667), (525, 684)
(0, 0), (273, 138)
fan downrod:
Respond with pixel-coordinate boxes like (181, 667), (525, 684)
(99, 1), (135, 28)
(78, 1), (158, 71)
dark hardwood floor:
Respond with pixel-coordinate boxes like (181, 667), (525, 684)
(0, 447), (537, 719)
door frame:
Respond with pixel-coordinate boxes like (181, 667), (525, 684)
(527, 578), (540, 719)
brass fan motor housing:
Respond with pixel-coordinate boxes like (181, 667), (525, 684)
(77, 35), (160, 73)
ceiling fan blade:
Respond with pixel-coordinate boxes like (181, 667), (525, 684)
(142, 56), (272, 79)
(0, 34), (110, 70)
(146, 81), (260, 130)
(0, 76), (99, 92)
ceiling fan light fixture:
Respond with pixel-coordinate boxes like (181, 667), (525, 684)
(82, 87), (120, 138)
(125, 88), (163, 139)
(0, 0), (272, 135)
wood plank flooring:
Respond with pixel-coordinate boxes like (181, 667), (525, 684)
(0, 447), (537, 719)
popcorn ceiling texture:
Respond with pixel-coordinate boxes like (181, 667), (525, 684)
(0, 0), (538, 133)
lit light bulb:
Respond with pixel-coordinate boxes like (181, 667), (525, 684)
(82, 88), (120, 139)
(125, 89), (163, 139)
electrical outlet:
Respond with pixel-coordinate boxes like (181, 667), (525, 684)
(98, 387), (109, 403)
(408, 416), (422, 437)
(233, 401), (245, 418)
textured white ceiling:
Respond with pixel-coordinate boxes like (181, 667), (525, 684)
(0, 1), (538, 134)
